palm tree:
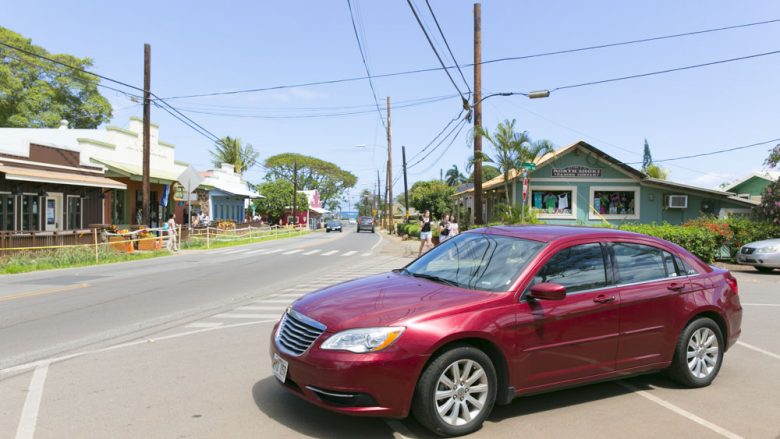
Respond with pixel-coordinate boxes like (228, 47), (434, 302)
(645, 163), (669, 180)
(210, 136), (259, 174)
(445, 165), (466, 187)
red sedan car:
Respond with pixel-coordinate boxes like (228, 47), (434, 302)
(269, 226), (742, 437)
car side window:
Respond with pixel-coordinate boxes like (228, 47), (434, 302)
(529, 243), (608, 294)
(613, 243), (672, 284)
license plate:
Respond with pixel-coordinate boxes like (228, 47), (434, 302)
(272, 353), (288, 383)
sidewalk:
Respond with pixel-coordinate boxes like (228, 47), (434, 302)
(374, 228), (424, 259)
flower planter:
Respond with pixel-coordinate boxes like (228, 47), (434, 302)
(137, 237), (161, 251)
(108, 236), (134, 253)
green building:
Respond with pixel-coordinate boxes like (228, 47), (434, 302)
(453, 141), (756, 225)
(723, 172), (779, 204)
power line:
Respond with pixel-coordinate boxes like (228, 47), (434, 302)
(625, 138), (780, 164)
(405, 0), (470, 110)
(408, 117), (467, 169)
(346, 0), (386, 130)
(423, 0), (471, 95)
(408, 109), (466, 161)
(153, 17), (780, 100)
(552, 48), (780, 92)
(410, 120), (468, 175)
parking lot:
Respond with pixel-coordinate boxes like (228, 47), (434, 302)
(1, 260), (779, 439)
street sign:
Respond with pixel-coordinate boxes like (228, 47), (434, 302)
(522, 162), (536, 171)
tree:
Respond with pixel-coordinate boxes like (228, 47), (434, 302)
(754, 144), (780, 224)
(0, 27), (112, 128)
(444, 165), (465, 187)
(409, 180), (455, 220)
(210, 136), (258, 174)
(252, 179), (308, 223)
(642, 138), (653, 171)
(354, 189), (374, 216)
(475, 119), (553, 206)
(644, 163), (669, 180)
(264, 153), (357, 207)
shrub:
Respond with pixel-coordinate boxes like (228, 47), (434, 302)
(618, 223), (721, 262)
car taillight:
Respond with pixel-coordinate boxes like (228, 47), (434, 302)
(724, 272), (738, 295)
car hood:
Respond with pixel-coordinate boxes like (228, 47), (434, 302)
(744, 239), (780, 249)
(291, 272), (494, 331)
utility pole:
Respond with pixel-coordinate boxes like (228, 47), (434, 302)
(473, 3), (483, 225)
(386, 96), (393, 234)
(376, 170), (381, 220)
(402, 145), (409, 222)
(142, 43), (151, 226)
(292, 160), (298, 225)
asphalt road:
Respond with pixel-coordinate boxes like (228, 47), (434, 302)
(1, 232), (779, 439)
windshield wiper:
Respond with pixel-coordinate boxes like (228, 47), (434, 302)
(408, 272), (460, 287)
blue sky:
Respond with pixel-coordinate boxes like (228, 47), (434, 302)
(5, 1), (780, 206)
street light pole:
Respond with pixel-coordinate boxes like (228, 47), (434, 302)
(472, 2), (483, 225)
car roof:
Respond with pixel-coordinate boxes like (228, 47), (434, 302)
(466, 225), (647, 244)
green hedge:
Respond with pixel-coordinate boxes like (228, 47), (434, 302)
(397, 222), (439, 238)
(618, 223), (721, 262)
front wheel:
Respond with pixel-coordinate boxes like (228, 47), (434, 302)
(665, 317), (724, 387)
(412, 345), (497, 437)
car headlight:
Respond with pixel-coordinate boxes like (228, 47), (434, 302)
(321, 327), (405, 353)
(756, 246), (780, 254)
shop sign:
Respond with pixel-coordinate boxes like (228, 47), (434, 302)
(552, 166), (602, 178)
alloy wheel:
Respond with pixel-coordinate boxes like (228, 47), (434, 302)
(687, 327), (719, 379)
(434, 359), (489, 427)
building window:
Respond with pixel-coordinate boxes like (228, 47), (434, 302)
(528, 186), (577, 220)
(112, 189), (125, 225)
(21, 195), (40, 231)
(589, 186), (640, 220)
(0, 194), (14, 231)
(67, 196), (82, 229)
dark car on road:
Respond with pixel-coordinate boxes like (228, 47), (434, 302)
(356, 216), (375, 233)
(325, 220), (343, 233)
(270, 226), (742, 437)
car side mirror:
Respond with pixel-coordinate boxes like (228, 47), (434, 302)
(528, 282), (567, 300)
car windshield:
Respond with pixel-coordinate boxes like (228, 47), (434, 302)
(402, 233), (544, 292)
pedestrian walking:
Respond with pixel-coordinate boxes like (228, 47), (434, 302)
(418, 210), (433, 257)
(449, 217), (459, 239)
(439, 213), (451, 243)
(166, 213), (178, 252)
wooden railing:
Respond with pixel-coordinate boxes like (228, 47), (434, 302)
(0, 229), (97, 249)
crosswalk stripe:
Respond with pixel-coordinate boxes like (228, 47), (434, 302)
(246, 248), (270, 255)
(321, 250), (338, 256)
(362, 252), (372, 257)
(302, 249), (322, 255)
(185, 322), (223, 329)
(283, 249), (303, 255)
(223, 248), (249, 255)
(214, 313), (283, 319)
(258, 299), (297, 303)
(263, 248), (286, 254)
(342, 250), (358, 257)
(241, 305), (287, 311)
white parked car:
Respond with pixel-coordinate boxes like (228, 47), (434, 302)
(348, 218), (357, 225)
(737, 238), (780, 273)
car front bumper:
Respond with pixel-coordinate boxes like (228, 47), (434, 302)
(736, 252), (780, 268)
(268, 326), (425, 418)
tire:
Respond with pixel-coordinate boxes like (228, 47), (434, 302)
(665, 317), (724, 388)
(371, 228), (375, 233)
(326, 230), (330, 233)
(755, 266), (775, 273)
(412, 345), (497, 437)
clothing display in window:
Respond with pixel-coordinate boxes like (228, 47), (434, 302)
(557, 193), (569, 210)
(534, 192), (543, 209)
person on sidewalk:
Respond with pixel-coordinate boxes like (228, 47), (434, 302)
(418, 210), (433, 257)
(166, 213), (178, 252)
(439, 213), (451, 243)
(448, 217), (459, 239)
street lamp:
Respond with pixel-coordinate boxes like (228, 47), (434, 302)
(527, 90), (551, 99)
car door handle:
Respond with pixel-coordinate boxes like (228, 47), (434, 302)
(593, 295), (615, 304)
(667, 282), (685, 292)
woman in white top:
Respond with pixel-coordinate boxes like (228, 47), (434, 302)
(166, 213), (178, 252)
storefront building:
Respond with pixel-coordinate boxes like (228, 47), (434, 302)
(197, 163), (261, 222)
(454, 141), (756, 225)
(723, 172), (779, 203)
(0, 118), (189, 229)
(0, 136), (126, 232)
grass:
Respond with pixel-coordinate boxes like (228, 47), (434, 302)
(0, 246), (167, 274)
(0, 229), (313, 274)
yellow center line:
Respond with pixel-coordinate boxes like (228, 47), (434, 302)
(0, 283), (90, 303)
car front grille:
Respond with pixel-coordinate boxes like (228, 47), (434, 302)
(276, 309), (326, 356)
(741, 247), (756, 255)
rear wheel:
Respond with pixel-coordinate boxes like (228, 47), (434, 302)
(755, 266), (775, 273)
(412, 345), (497, 437)
(665, 317), (724, 387)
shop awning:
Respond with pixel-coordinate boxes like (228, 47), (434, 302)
(310, 207), (329, 214)
(0, 164), (127, 189)
(90, 158), (182, 182)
